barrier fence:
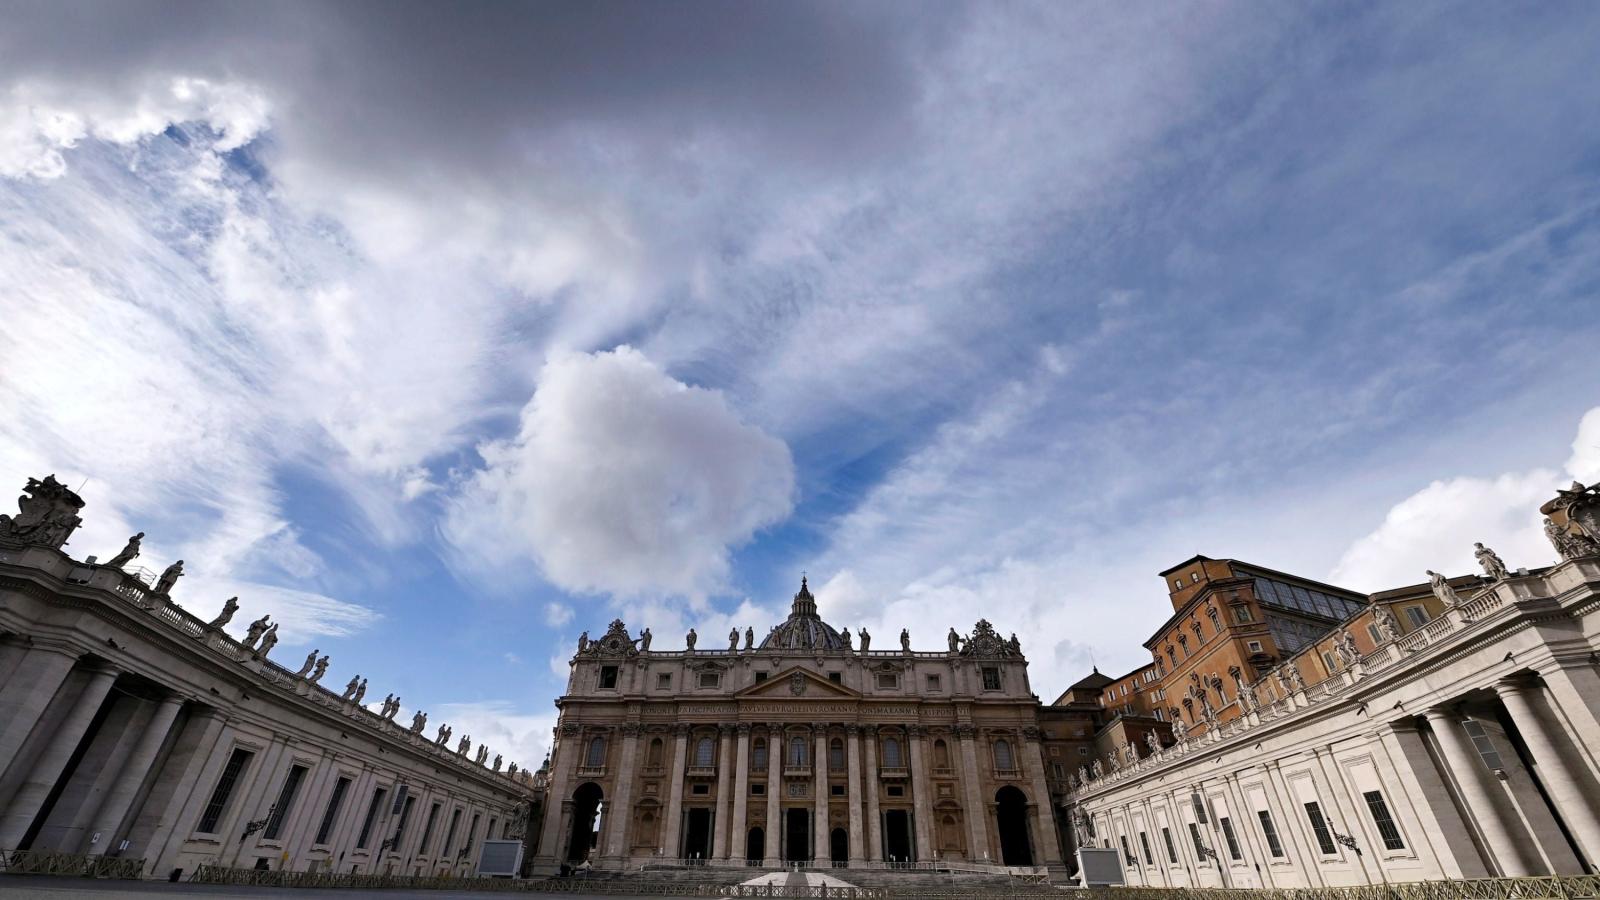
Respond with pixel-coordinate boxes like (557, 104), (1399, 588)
(0, 849), (146, 879)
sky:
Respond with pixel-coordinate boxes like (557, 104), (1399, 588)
(3, 1), (1599, 772)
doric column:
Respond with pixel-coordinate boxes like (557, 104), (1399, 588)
(1495, 680), (1600, 864)
(0, 663), (118, 849)
(141, 707), (229, 877)
(956, 724), (990, 861)
(534, 722), (580, 869)
(1020, 727), (1062, 865)
(763, 723), (781, 865)
(712, 725), (734, 860)
(83, 693), (185, 856)
(813, 724), (829, 863)
(661, 725), (690, 859)
(603, 724), (640, 864)
(864, 727), (882, 861)
(845, 725), (864, 863)
(908, 725), (933, 861)
(728, 724), (751, 861)
(0, 643), (78, 778)
(1421, 707), (1530, 876)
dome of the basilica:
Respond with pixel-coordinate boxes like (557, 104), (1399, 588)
(758, 576), (849, 651)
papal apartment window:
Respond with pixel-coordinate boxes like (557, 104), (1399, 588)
(263, 764), (309, 840)
(198, 747), (254, 833)
(982, 667), (1002, 690)
(1363, 790), (1406, 850)
(1234, 606), (1254, 624)
(657, 673), (672, 689)
(1303, 801), (1337, 855)
(315, 777), (353, 846)
(1257, 810), (1285, 857)
(599, 666), (619, 689)
(699, 671), (721, 688)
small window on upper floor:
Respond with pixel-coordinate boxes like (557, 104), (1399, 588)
(828, 672), (842, 684)
(1322, 651), (1339, 673)
(1247, 640), (1263, 653)
(1233, 606), (1254, 624)
(926, 674), (942, 691)
(657, 673), (672, 690)
(699, 671), (721, 689)
(1191, 572), (1200, 583)
(1404, 606), (1430, 628)
(600, 666), (619, 689)
(875, 671), (900, 689)
(754, 671), (768, 683)
(1173, 579), (1184, 591)
(982, 667), (1002, 691)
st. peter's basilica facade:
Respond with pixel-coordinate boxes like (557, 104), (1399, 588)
(531, 578), (1066, 876)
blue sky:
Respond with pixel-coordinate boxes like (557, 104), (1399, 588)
(3, 1), (1600, 767)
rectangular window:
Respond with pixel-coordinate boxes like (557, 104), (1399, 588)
(599, 666), (618, 689)
(1079, 747), (1089, 757)
(876, 672), (900, 689)
(1188, 822), (1206, 860)
(1161, 827), (1178, 863)
(1257, 810), (1285, 857)
(1052, 763), (1064, 779)
(1248, 640), (1263, 653)
(982, 668), (1001, 690)
(751, 783), (765, 795)
(1363, 791), (1405, 850)
(1190, 793), (1208, 824)
(1219, 816), (1242, 861)
(828, 672), (842, 684)
(197, 748), (254, 834)
(831, 784), (845, 796)
(886, 785), (904, 797)
(418, 802), (441, 855)
(262, 764), (308, 840)
(1234, 606), (1253, 623)
(699, 672), (721, 688)
(1460, 720), (1506, 770)
(1139, 831), (1154, 866)
(442, 808), (461, 857)
(692, 783), (709, 795)
(356, 788), (387, 849)
(315, 777), (352, 845)
(392, 796), (416, 850)
(754, 672), (768, 683)
(1368, 624), (1383, 645)
(1404, 606), (1430, 628)
(1322, 651), (1339, 673)
(657, 673), (671, 689)
(926, 674), (941, 691)
(1303, 801), (1337, 855)
(1120, 835), (1136, 866)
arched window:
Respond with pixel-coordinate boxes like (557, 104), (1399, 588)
(752, 739), (768, 769)
(933, 739), (950, 769)
(994, 739), (1014, 771)
(829, 738), (845, 771)
(585, 735), (606, 768)
(695, 736), (715, 767)
(882, 737), (903, 768)
(789, 736), (807, 766)
(646, 738), (664, 767)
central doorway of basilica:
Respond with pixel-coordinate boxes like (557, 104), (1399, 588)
(784, 808), (810, 862)
(746, 826), (764, 864)
(682, 808), (713, 861)
(995, 786), (1033, 866)
(883, 809), (913, 862)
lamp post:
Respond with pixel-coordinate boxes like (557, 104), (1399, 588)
(240, 805), (275, 844)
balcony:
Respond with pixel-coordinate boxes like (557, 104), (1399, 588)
(783, 764), (812, 776)
(686, 765), (717, 779)
(575, 765), (606, 778)
(877, 766), (908, 779)
(994, 767), (1021, 780)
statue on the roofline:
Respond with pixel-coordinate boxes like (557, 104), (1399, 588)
(153, 560), (184, 595)
(106, 532), (144, 568)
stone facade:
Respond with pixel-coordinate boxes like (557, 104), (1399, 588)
(0, 478), (535, 879)
(532, 579), (1066, 876)
(1063, 484), (1600, 887)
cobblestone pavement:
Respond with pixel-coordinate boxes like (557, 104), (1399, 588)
(0, 877), (648, 900)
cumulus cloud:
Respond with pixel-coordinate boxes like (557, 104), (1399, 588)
(432, 700), (557, 773)
(446, 346), (795, 598)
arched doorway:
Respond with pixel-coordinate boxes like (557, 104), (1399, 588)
(566, 782), (603, 863)
(784, 808), (809, 862)
(995, 786), (1033, 866)
(830, 827), (848, 865)
(746, 826), (765, 864)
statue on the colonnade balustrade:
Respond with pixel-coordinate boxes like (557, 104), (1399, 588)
(342, 675), (361, 700)
(493, 754), (502, 772)
(729, 628), (739, 651)
(310, 655), (329, 684)
(244, 615), (271, 649)
(411, 710), (427, 733)
(744, 626), (754, 650)
(900, 628), (911, 652)
(841, 628), (853, 650)
(257, 623), (279, 658)
(1371, 603), (1400, 643)
(947, 628), (960, 652)
(437, 723), (452, 745)
(1474, 542), (1510, 581)
(1426, 570), (1463, 607)
(295, 649), (319, 677)
(1146, 730), (1161, 755)
(209, 596), (239, 628)
(859, 627), (871, 653)
(686, 627), (697, 651)
(1542, 482), (1600, 560)
(153, 559), (184, 595)
(458, 734), (471, 755)
(476, 745), (488, 764)
(1334, 630), (1359, 668)
(639, 627), (652, 651)
(105, 532), (144, 568)
(353, 678), (367, 704)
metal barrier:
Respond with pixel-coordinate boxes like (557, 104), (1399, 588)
(0, 849), (146, 879)
(1098, 876), (1600, 900)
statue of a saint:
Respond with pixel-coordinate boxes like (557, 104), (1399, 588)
(577, 631), (589, 653)
(1146, 730), (1161, 755)
(437, 723), (451, 745)
(256, 623), (278, 658)
(208, 596), (240, 628)
(1335, 630), (1359, 667)
(744, 626), (754, 650)
(342, 675), (361, 700)
(243, 615), (272, 649)
(1474, 542), (1510, 581)
(476, 745), (488, 764)
(310, 655), (329, 684)
(947, 627), (960, 652)
(105, 532), (144, 568)
(1008, 633), (1021, 656)
(1371, 604), (1400, 643)
(458, 734), (471, 755)
(1426, 570), (1463, 607)
(1284, 663), (1305, 692)
(353, 677), (367, 704)
(153, 559), (185, 595)
(295, 649), (319, 677)
(411, 710), (428, 733)
(686, 628), (697, 651)
(493, 754), (503, 772)
(841, 628), (853, 650)
(900, 628), (911, 652)
(640, 627), (653, 651)
(859, 627), (871, 653)
(729, 628), (739, 651)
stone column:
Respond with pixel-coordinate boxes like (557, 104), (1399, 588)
(603, 725), (640, 864)
(908, 726), (934, 862)
(728, 724), (751, 861)
(83, 693), (185, 856)
(763, 724), (781, 866)
(845, 725), (864, 863)
(141, 707), (229, 877)
(0, 644), (78, 778)
(864, 727), (882, 861)
(1422, 707), (1530, 876)
(956, 724), (990, 861)
(712, 725), (734, 860)
(534, 723), (580, 870)
(0, 663), (117, 849)
(661, 725), (690, 859)
(1020, 727), (1062, 865)
(1495, 680), (1600, 865)
(813, 725), (829, 863)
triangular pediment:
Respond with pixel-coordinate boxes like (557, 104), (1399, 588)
(735, 666), (861, 700)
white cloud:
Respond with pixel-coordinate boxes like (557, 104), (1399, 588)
(432, 700), (557, 774)
(185, 578), (382, 648)
(543, 603), (574, 627)
(445, 346), (795, 598)
(1568, 407), (1600, 485)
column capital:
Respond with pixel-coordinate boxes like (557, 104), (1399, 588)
(1493, 677), (1538, 697)
(1421, 704), (1460, 723)
(766, 722), (785, 735)
(811, 723), (829, 734)
(620, 722), (642, 737)
(845, 724), (860, 737)
(673, 723), (692, 737)
(906, 724), (923, 737)
(736, 722), (752, 736)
